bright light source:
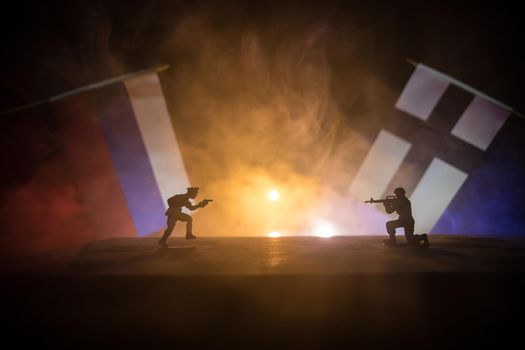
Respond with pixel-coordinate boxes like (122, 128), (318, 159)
(267, 231), (281, 238)
(267, 189), (280, 202)
(314, 220), (336, 238)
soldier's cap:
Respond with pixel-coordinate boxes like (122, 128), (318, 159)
(187, 187), (200, 191)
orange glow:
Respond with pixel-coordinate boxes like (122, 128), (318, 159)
(267, 189), (280, 201)
(202, 166), (322, 236)
(314, 220), (336, 238)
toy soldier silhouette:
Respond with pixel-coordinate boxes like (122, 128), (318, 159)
(366, 187), (429, 247)
(158, 187), (212, 248)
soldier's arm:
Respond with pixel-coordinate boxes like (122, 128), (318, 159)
(186, 202), (200, 211)
(186, 200), (210, 211)
(383, 201), (396, 214)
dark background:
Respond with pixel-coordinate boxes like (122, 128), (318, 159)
(2, 0), (523, 109)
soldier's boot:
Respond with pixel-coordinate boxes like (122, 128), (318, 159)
(159, 224), (175, 248)
(158, 231), (170, 248)
(158, 238), (168, 248)
(186, 229), (197, 240)
(421, 233), (429, 247)
(382, 236), (397, 247)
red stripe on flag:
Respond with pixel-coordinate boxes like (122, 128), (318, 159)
(53, 93), (137, 238)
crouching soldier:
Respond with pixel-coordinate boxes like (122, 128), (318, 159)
(158, 187), (212, 248)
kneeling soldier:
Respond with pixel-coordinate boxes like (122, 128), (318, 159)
(383, 187), (429, 247)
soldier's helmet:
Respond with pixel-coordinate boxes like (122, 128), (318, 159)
(394, 187), (406, 196)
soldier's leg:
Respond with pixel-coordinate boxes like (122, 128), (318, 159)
(404, 220), (429, 246)
(177, 213), (195, 239)
(385, 220), (402, 245)
(159, 216), (176, 247)
(404, 220), (416, 245)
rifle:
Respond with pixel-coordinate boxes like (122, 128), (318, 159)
(365, 195), (395, 205)
(200, 199), (214, 206)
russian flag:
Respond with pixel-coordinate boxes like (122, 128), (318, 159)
(51, 66), (190, 238)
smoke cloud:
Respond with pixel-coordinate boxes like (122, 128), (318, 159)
(156, 3), (387, 236)
(0, 1), (416, 256)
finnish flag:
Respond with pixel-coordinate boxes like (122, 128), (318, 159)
(350, 61), (514, 234)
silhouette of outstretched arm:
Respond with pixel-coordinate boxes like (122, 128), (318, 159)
(186, 199), (213, 211)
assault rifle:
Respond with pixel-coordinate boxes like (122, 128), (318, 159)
(365, 195), (395, 205)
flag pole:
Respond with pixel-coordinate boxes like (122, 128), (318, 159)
(0, 64), (170, 117)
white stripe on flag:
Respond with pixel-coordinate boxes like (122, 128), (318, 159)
(395, 65), (450, 121)
(124, 73), (190, 208)
(451, 96), (510, 150)
(410, 158), (467, 233)
(350, 129), (411, 200)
